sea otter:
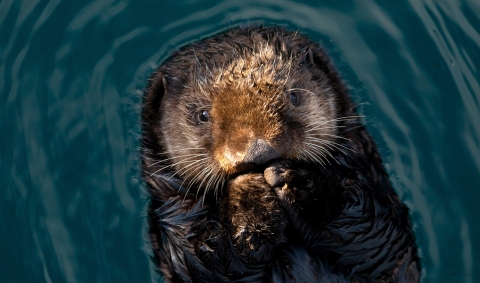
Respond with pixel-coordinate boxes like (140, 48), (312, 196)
(141, 26), (420, 283)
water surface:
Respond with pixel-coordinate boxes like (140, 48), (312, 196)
(1, 0), (479, 282)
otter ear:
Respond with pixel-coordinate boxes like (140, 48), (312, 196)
(143, 71), (167, 119)
(301, 44), (348, 98)
(300, 46), (336, 80)
(141, 71), (169, 160)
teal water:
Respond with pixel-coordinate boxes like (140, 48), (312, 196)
(1, 0), (479, 282)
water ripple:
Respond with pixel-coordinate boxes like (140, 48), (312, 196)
(2, 0), (479, 282)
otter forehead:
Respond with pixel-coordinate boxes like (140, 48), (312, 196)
(183, 42), (295, 100)
(209, 44), (293, 130)
(212, 43), (292, 89)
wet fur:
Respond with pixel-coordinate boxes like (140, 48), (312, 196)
(141, 26), (420, 282)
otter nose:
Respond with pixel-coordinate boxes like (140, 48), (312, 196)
(242, 139), (281, 166)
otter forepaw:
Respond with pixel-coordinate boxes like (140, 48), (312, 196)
(263, 160), (293, 188)
(226, 174), (286, 262)
(264, 160), (308, 203)
(263, 161), (313, 220)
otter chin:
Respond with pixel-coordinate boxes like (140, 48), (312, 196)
(141, 26), (420, 283)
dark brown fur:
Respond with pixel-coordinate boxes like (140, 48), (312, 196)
(141, 26), (420, 283)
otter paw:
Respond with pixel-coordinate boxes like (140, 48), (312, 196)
(227, 173), (286, 262)
(263, 160), (293, 187)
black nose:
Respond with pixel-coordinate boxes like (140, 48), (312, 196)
(242, 139), (281, 166)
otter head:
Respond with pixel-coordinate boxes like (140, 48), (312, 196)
(142, 27), (354, 195)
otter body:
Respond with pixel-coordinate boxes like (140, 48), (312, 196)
(141, 26), (419, 283)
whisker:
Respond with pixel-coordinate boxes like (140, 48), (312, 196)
(176, 157), (210, 175)
(176, 157), (210, 184)
(186, 162), (210, 195)
(204, 166), (219, 197)
(150, 147), (207, 157)
(317, 133), (350, 141)
(213, 174), (225, 199)
(308, 150), (327, 167)
(182, 162), (210, 201)
(323, 141), (353, 156)
(201, 173), (215, 206)
(305, 116), (362, 132)
(305, 126), (345, 132)
(153, 158), (209, 199)
(303, 141), (333, 164)
(196, 164), (215, 201)
(148, 155), (207, 176)
(148, 153), (208, 167)
(208, 173), (219, 199)
(169, 147), (207, 152)
(306, 137), (342, 154)
(174, 157), (209, 179)
(306, 137), (355, 155)
(303, 151), (325, 167)
(300, 145), (326, 166)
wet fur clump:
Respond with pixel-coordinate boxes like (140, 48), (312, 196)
(141, 26), (420, 283)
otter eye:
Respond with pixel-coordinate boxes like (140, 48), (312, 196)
(289, 92), (300, 106)
(196, 110), (209, 123)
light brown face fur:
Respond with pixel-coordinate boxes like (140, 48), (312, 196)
(156, 38), (340, 194)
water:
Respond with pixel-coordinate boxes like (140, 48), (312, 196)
(1, 0), (479, 282)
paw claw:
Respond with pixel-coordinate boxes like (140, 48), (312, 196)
(273, 184), (289, 201)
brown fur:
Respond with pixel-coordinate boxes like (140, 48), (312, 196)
(147, 33), (338, 191)
(141, 25), (419, 283)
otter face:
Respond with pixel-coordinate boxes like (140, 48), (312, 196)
(144, 31), (346, 195)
